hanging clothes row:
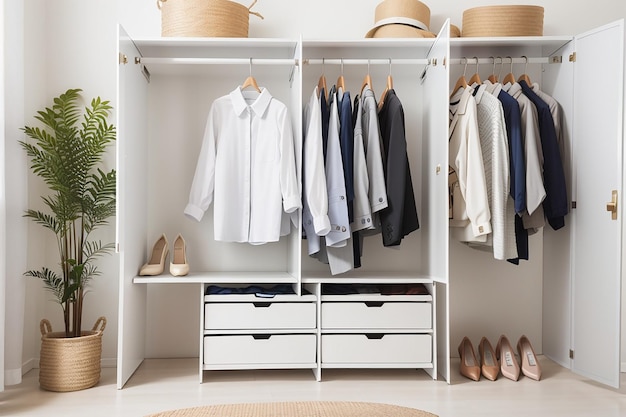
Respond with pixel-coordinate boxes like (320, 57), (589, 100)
(303, 68), (420, 275)
(448, 56), (568, 264)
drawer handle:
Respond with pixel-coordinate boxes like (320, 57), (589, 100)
(253, 302), (272, 308)
(365, 333), (385, 340)
(364, 301), (384, 308)
(252, 334), (272, 340)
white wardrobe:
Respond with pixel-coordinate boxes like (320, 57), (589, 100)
(115, 19), (625, 389)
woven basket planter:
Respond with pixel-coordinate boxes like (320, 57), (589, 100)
(39, 317), (106, 392)
(158, 0), (264, 38)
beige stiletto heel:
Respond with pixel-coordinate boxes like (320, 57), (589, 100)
(479, 337), (500, 381)
(169, 234), (189, 277)
(496, 334), (520, 381)
(518, 335), (542, 381)
(139, 234), (169, 276)
(458, 336), (481, 381)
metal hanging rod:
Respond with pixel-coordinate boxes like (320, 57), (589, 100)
(137, 57), (299, 66)
(304, 58), (430, 66)
(449, 56), (549, 65)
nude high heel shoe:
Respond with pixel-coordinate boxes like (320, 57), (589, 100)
(169, 234), (189, 277)
(458, 336), (481, 381)
(517, 335), (542, 381)
(139, 234), (169, 276)
(496, 334), (520, 381)
(479, 337), (499, 381)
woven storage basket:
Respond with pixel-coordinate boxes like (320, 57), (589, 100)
(158, 0), (263, 37)
(39, 317), (106, 392)
(462, 5), (544, 37)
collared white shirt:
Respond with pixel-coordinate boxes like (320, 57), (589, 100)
(185, 86), (301, 245)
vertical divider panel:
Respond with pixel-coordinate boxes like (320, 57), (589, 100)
(289, 36), (303, 292)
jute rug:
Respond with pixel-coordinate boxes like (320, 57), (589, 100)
(145, 401), (438, 417)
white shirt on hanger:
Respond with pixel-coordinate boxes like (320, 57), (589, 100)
(185, 86), (301, 245)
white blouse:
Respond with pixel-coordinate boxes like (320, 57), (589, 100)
(184, 87), (301, 245)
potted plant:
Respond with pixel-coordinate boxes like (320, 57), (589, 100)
(19, 88), (116, 391)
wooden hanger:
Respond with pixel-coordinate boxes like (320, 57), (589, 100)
(487, 56), (500, 83)
(360, 60), (373, 93)
(336, 59), (345, 93)
(468, 57), (481, 85)
(378, 59), (393, 110)
(242, 58), (261, 93)
(517, 56), (532, 85)
(502, 56), (516, 86)
(450, 57), (469, 98)
(318, 58), (328, 100)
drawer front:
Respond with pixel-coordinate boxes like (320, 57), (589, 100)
(205, 302), (316, 330)
(321, 334), (432, 364)
(322, 302), (431, 329)
(203, 334), (316, 365)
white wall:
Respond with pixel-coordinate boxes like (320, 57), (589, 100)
(17, 0), (626, 370)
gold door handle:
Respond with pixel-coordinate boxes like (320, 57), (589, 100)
(606, 190), (618, 220)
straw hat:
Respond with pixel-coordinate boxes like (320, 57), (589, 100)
(462, 5), (544, 37)
(365, 0), (436, 39)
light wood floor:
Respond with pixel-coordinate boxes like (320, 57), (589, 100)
(2, 357), (626, 416)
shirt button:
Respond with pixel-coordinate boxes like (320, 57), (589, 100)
(341, 196), (345, 200)
(361, 219), (366, 224)
(378, 197), (383, 202)
(341, 226), (346, 232)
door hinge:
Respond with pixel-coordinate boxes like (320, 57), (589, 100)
(569, 349), (574, 359)
(571, 201), (577, 209)
(569, 52), (577, 62)
(119, 53), (128, 65)
(550, 55), (563, 64)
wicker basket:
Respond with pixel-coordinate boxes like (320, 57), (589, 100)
(158, 0), (264, 38)
(462, 5), (544, 37)
(39, 317), (106, 392)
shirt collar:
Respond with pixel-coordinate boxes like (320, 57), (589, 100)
(230, 86), (273, 117)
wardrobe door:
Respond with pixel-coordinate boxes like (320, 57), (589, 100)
(423, 20), (451, 383)
(116, 25), (150, 389)
(571, 19), (624, 388)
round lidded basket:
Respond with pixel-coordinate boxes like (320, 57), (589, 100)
(158, 0), (264, 38)
(38, 317), (106, 392)
(462, 5), (544, 37)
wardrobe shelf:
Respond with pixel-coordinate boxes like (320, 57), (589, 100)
(133, 271), (297, 284)
(450, 35), (574, 57)
(301, 273), (434, 284)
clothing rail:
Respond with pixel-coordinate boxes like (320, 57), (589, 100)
(138, 57), (299, 66)
(449, 56), (550, 65)
(304, 58), (430, 66)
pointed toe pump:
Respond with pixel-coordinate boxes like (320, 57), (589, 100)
(458, 336), (481, 381)
(140, 234), (169, 276)
(518, 335), (542, 381)
(496, 334), (520, 381)
(479, 337), (500, 381)
(170, 234), (189, 277)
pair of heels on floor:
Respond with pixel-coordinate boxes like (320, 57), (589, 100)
(458, 334), (542, 382)
(139, 233), (189, 277)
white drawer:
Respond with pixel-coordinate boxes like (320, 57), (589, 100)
(322, 302), (431, 329)
(321, 334), (432, 364)
(203, 334), (316, 365)
(205, 302), (316, 330)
